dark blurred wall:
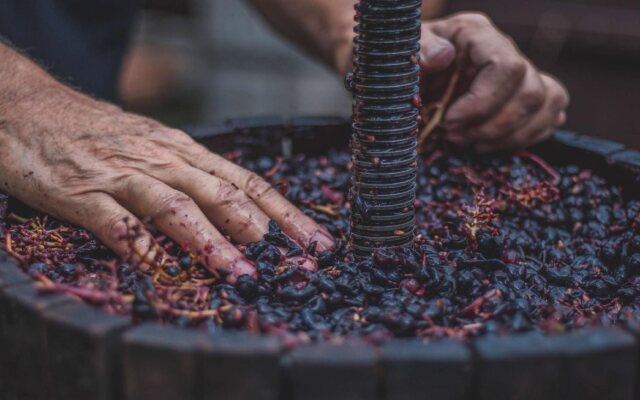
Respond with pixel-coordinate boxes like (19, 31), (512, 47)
(445, 0), (640, 149)
(143, 0), (191, 15)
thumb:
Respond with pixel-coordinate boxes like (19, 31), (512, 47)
(419, 24), (456, 73)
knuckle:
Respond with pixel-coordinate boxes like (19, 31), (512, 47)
(543, 75), (570, 110)
(550, 87), (570, 110)
(216, 180), (237, 199)
(462, 98), (487, 119)
(485, 126), (507, 140)
(504, 57), (527, 82)
(212, 180), (249, 207)
(153, 192), (193, 218)
(152, 159), (189, 176)
(475, 123), (504, 141)
(165, 128), (195, 145)
(104, 214), (131, 242)
(244, 172), (275, 200)
(458, 12), (492, 28)
(520, 87), (546, 114)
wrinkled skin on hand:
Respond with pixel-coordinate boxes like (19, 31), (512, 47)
(417, 13), (570, 152)
(0, 93), (333, 282)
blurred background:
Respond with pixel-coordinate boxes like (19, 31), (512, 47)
(122, 0), (640, 148)
(119, 0), (351, 127)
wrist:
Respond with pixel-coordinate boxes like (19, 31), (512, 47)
(1, 83), (125, 148)
(0, 45), (120, 131)
(331, 33), (354, 77)
(323, 2), (356, 77)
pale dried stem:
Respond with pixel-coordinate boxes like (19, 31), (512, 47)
(418, 67), (462, 151)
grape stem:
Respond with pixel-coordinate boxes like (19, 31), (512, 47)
(516, 150), (561, 185)
(418, 65), (462, 151)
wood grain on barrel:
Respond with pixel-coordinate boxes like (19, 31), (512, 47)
(474, 333), (567, 400)
(382, 340), (472, 400)
(610, 150), (640, 173)
(559, 329), (636, 400)
(228, 115), (286, 132)
(0, 253), (30, 289)
(0, 282), (74, 400)
(287, 342), (379, 400)
(43, 301), (130, 400)
(201, 333), (281, 400)
(620, 320), (640, 400)
(554, 134), (626, 157)
(123, 324), (203, 400)
(0, 255), (32, 398)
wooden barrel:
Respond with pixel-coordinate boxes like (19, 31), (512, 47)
(1, 116), (639, 400)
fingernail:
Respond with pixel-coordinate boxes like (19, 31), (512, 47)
(421, 38), (455, 71)
(229, 258), (257, 283)
(310, 229), (335, 253)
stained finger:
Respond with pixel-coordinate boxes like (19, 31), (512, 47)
(474, 74), (568, 153)
(115, 175), (255, 282)
(419, 24), (456, 73)
(463, 65), (546, 142)
(189, 149), (335, 253)
(474, 107), (558, 153)
(429, 15), (527, 128)
(64, 193), (161, 266)
(158, 166), (271, 244)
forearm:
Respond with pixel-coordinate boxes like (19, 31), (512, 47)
(249, 0), (447, 76)
(248, 0), (356, 75)
(0, 42), (119, 145)
(0, 42), (86, 110)
(0, 43), (59, 121)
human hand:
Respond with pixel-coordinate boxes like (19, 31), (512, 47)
(417, 13), (570, 152)
(0, 91), (334, 282)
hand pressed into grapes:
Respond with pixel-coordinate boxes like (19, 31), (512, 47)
(0, 93), (333, 283)
(417, 13), (570, 152)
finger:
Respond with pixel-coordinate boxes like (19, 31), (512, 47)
(156, 165), (271, 244)
(528, 128), (555, 147)
(475, 127), (552, 154)
(430, 14), (527, 128)
(188, 149), (335, 252)
(115, 174), (255, 282)
(445, 131), (473, 146)
(474, 75), (568, 153)
(151, 164), (318, 272)
(557, 111), (567, 126)
(543, 73), (570, 113)
(63, 193), (161, 266)
(451, 64), (546, 143)
(419, 24), (456, 73)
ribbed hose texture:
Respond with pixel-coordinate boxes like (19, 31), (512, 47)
(347, 0), (422, 255)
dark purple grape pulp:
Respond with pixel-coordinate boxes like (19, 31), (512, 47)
(3, 148), (640, 344)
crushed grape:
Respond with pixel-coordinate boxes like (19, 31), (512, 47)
(2, 148), (640, 345)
